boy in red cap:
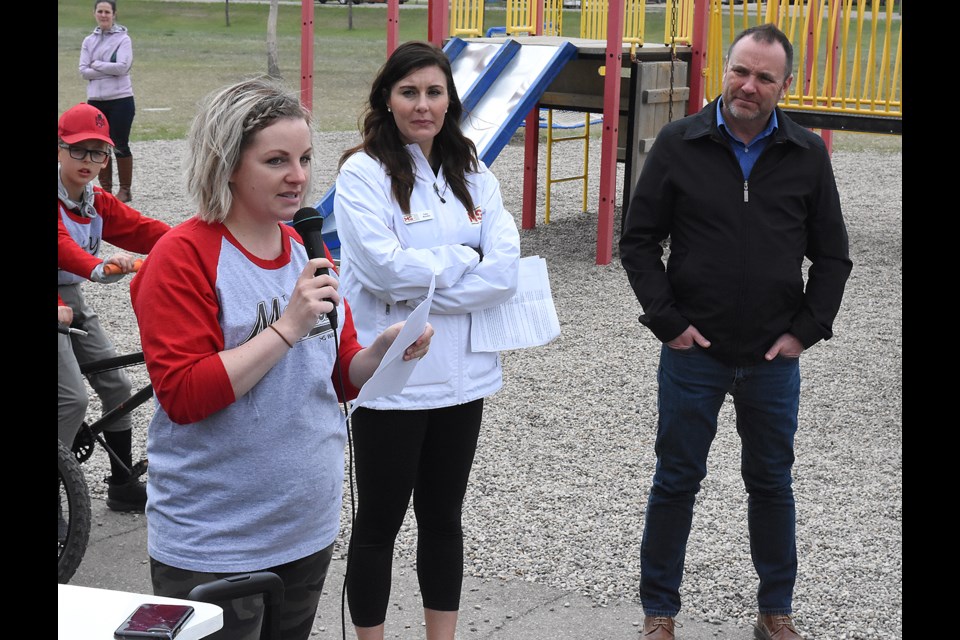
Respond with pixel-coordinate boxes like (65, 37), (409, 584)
(58, 102), (170, 512)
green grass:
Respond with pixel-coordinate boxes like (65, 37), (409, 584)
(59, 1), (440, 139)
(58, 0), (670, 140)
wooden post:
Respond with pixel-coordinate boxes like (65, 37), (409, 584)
(623, 60), (689, 208)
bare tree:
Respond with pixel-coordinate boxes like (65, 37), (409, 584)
(224, 0), (230, 27)
(266, 0), (281, 78)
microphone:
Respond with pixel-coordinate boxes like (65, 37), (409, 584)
(433, 182), (447, 203)
(292, 207), (338, 330)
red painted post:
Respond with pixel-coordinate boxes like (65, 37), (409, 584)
(387, 0), (400, 56)
(428, 0), (449, 47)
(521, 110), (540, 229)
(521, 0), (546, 230)
(687, 0), (709, 115)
(596, 0), (625, 265)
(300, 0), (314, 111)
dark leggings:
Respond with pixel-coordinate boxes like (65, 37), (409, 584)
(150, 544), (333, 640)
(88, 96), (135, 157)
(346, 400), (484, 627)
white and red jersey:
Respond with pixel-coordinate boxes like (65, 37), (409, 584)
(130, 217), (362, 573)
(58, 186), (169, 285)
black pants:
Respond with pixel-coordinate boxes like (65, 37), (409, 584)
(150, 544), (333, 640)
(88, 96), (135, 157)
(346, 400), (483, 627)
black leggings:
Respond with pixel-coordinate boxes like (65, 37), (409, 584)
(88, 96), (135, 157)
(346, 400), (483, 627)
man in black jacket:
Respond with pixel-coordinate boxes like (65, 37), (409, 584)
(619, 23), (852, 640)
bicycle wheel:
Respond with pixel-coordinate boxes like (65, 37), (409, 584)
(58, 439), (91, 584)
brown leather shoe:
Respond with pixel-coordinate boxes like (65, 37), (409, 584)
(754, 613), (803, 640)
(643, 615), (676, 639)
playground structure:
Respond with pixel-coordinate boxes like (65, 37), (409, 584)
(297, 0), (901, 264)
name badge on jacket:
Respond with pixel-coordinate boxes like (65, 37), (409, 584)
(403, 210), (434, 225)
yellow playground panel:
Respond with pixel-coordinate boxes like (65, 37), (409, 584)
(451, 0), (485, 37)
(506, 0), (536, 35)
(449, 0), (900, 122)
(665, 0), (696, 45)
(581, 0), (648, 46)
(702, 0), (901, 119)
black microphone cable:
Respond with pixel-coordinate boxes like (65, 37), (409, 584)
(306, 260), (352, 640)
(317, 265), (354, 640)
(291, 207), (355, 640)
(328, 314), (355, 640)
(312, 271), (353, 640)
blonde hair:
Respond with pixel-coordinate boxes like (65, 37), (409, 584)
(185, 76), (313, 223)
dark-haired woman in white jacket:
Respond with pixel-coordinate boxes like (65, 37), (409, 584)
(334, 41), (520, 640)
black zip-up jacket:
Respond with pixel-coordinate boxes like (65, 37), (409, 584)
(619, 98), (853, 366)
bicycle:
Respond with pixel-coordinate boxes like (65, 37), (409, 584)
(58, 437), (90, 585)
(57, 312), (154, 584)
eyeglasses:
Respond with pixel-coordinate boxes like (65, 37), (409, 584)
(59, 143), (110, 164)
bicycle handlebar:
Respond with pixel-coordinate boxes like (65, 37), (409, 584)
(61, 261), (141, 335)
(57, 324), (88, 337)
(102, 258), (143, 276)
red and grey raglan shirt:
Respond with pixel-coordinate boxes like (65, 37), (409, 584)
(58, 186), (169, 285)
(130, 217), (363, 573)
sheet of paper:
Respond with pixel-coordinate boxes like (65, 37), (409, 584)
(348, 276), (435, 416)
(470, 255), (561, 352)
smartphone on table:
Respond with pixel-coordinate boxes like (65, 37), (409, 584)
(114, 603), (195, 639)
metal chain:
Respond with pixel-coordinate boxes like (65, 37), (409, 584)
(668, 0), (678, 122)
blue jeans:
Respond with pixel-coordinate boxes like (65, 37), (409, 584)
(640, 344), (800, 617)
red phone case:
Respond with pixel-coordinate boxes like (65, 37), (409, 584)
(114, 603), (195, 639)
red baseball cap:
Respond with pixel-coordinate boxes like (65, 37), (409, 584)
(58, 103), (115, 146)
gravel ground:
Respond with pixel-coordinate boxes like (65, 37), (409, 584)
(77, 129), (902, 640)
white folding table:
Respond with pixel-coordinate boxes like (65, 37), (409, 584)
(58, 583), (223, 639)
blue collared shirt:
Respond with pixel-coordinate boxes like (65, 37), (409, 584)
(717, 99), (778, 180)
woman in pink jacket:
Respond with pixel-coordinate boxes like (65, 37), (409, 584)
(80, 1), (136, 203)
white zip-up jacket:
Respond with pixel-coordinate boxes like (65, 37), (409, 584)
(335, 144), (521, 410)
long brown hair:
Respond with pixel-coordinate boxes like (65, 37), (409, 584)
(339, 41), (479, 218)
